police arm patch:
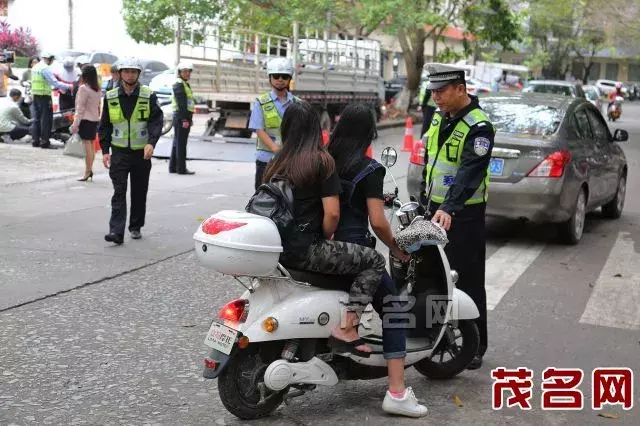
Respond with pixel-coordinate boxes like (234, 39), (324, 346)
(473, 137), (491, 156)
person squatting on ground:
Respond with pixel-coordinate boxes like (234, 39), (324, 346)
(98, 57), (163, 245)
(264, 100), (387, 357)
(0, 89), (32, 142)
(327, 103), (428, 417)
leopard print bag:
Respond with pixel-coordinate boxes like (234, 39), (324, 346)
(395, 217), (449, 253)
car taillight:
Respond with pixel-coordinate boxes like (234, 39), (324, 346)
(410, 140), (425, 165)
(218, 299), (249, 323)
(527, 150), (571, 178)
(202, 218), (246, 235)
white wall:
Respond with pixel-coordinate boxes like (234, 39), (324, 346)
(7, 0), (175, 62)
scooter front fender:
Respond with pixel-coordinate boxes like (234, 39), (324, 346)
(449, 287), (479, 320)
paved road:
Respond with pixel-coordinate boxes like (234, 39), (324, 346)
(1, 107), (639, 425)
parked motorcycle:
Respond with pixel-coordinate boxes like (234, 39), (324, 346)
(193, 147), (480, 420)
(51, 109), (74, 143)
(608, 96), (624, 122)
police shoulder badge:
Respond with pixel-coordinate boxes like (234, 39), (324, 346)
(473, 137), (491, 156)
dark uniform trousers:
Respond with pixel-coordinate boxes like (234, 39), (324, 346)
(254, 160), (268, 190)
(109, 148), (152, 237)
(31, 95), (53, 145)
(169, 115), (192, 173)
(430, 200), (488, 356)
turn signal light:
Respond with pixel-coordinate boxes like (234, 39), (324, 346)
(262, 317), (278, 333)
(204, 358), (218, 370)
(202, 218), (247, 235)
(217, 299), (249, 323)
(527, 150), (571, 178)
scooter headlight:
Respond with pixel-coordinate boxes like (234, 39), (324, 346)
(450, 270), (459, 286)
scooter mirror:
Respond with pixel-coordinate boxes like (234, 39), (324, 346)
(381, 147), (397, 167)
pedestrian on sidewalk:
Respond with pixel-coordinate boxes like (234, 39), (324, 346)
(0, 89), (33, 143)
(105, 64), (120, 91)
(99, 57), (163, 245)
(248, 57), (299, 190)
(72, 65), (102, 182)
(420, 63), (495, 370)
(169, 61), (195, 175)
(30, 53), (72, 149)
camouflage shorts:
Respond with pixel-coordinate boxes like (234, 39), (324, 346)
(288, 239), (386, 310)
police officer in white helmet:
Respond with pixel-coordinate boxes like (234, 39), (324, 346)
(247, 57), (299, 190)
(169, 61), (195, 174)
(99, 57), (164, 245)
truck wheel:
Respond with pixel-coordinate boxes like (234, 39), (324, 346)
(218, 344), (287, 420)
(413, 320), (479, 380)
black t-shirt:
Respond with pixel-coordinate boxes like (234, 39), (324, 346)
(293, 170), (341, 235)
(343, 159), (385, 214)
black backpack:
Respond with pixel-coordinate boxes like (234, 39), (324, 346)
(245, 177), (297, 250)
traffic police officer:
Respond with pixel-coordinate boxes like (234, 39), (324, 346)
(420, 63), (495, 369)
(169, 61), (195, 174)
(418, 78), (437, 136)
(99, 57), (163, 245)
(248, 57), (298, 190)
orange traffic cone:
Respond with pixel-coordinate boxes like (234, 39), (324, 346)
(322, 129), (329, 145)
(402, 116), (414, 152)
(365, 145), (373, 159)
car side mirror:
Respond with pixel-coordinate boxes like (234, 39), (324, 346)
(380, 147), (397, 167)
(613, 129), (628, 142)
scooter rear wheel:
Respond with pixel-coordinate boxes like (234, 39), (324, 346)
(413, 320), (479, 380)
(218, 343), (288, 420)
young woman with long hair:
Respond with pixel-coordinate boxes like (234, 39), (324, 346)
(327, 103), (427, 417)
(72, 65), (102, 182)
(264, 100), (386, 357)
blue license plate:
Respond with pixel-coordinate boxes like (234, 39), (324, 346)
(489, 158), (504, 176)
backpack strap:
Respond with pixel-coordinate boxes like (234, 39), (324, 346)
(343, 159), (383, 206)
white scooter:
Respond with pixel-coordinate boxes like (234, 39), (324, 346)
(193, 147), (480, 420)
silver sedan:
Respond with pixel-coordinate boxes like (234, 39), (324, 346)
(406, 93), (629, 244)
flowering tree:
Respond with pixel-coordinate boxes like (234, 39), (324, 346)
(0, 20), (38, 57)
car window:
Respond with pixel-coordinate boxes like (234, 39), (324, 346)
(585, 108), (611, 141)
(480, 101), (563, 136)
(530, 84), (572, 96)
(573, 109), (593, 140)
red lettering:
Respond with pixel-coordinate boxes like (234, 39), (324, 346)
(491, 367), (534, 410)
(593, 368), (634, 410)
(541, 367), (584, 410)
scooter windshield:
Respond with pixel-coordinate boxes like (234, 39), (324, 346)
(395, 218), (448, 253)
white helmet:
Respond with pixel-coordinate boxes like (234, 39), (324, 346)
(117, 57), (142, 72)
(267, 57), (294, 77)
(177, 61), (193, 71)
(63, 56), (75, 69)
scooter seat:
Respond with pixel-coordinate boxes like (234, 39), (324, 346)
(287, 268), (353, 291)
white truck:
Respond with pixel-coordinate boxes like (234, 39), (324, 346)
(152, 24), (384, 138)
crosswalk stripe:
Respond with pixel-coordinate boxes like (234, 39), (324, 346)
(579, 232), (640, 330)
(485, 241), (545, 310)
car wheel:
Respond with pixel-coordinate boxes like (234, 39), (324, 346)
(602, 174), (626, 219)
(559, 188), (587, 245)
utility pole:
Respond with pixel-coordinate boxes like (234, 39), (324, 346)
(68, 0), (74, 49)
(175, 15), (182, 66)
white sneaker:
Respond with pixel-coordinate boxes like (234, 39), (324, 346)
(382, 387), (428, 418)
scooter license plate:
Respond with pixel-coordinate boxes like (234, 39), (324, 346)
(203, 321), (238, 355)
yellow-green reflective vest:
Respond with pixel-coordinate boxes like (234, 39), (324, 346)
(171, 78), (195, 112)
(106, 85), (152, 150)
(255, 92), (299, 152)
(31, 62), (52, 96)
(424, 108), (495, 205)
(418, 80), (436, 108)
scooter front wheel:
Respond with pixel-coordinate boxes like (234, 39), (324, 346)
(413, 320), (479, 380)
(217, 343), (288, 420)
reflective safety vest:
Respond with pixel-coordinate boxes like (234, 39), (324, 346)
(31, 62), (52, 96)
(171, 78), (195, 112)
(424, 108), (495, 205)
(418, 80), (436, 108)
(255, 92), (299, 152)
(106, 85), (152, 150)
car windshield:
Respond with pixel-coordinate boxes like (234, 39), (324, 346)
(480, 101), (563, 136)
(526, 84), (573, 96)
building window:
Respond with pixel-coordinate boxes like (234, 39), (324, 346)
(605, 63), (619, 81)
(629, 63), (640, 82)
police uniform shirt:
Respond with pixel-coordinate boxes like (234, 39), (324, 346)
(248, 90), (295, 163)
(172, 79), (193, 122)
(98, 84), (164, 155)
(421, 95), (495, 215)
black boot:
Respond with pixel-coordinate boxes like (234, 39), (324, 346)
(104, 233), (124, 245)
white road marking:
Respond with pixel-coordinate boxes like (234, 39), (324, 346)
(485, 241), (545, 310)
(207, 194), (228, 200)
(580, 232), (640, 330)
(173, 202), (196, 207)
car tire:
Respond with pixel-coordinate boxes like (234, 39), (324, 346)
(559, 188), (587, 245)
(602, 173), (626, 219)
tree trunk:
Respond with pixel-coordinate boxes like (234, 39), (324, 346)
(68, 0), (73, 49)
